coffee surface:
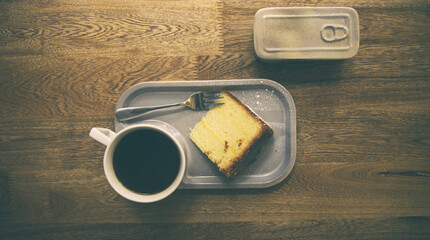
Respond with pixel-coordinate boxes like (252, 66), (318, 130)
(113, 129), (180, 194)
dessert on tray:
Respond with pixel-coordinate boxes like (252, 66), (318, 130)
(190, 90), (273, 178)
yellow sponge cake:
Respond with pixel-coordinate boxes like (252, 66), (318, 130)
(190, 91), (273, 177)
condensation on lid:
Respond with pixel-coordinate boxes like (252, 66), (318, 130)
(254, 7), (360, 60)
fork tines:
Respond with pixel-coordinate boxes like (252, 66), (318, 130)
(202, 91), (224, 109)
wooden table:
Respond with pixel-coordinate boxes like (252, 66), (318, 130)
(1, 0), (429, 239)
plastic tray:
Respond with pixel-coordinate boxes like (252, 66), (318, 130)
(115, 79), (296, 189)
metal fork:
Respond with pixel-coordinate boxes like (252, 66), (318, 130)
(115, 91), (223, 122)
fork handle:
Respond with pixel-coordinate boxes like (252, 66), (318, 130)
(115, 103), (182, 122)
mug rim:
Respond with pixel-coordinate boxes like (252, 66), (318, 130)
(103, 122), (186, 203)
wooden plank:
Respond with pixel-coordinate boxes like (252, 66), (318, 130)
(220, 7), (430, 53)
(0, 74), (429, 170)
(0, 43), (429, 120)
(194, 48), (430, 81)
(0, 56), (198, 119)
(4, 160), (429, 223)
(2, 217), (430, 240)
(0, 0), (222, 57)
(0, 74), (429, 169)
(221, 0), (429, 8)
(2, 2), (429, 57)
(0, 118), (110, 171)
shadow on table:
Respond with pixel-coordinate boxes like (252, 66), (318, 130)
(182, 165), (296, 196)
(254, 59), (349, 85)
(125, 167), (296, 221)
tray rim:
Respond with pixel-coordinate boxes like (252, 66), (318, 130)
(115, 79), (296, 189)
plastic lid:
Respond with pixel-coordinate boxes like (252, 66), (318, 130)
(254, 7), (360, 60)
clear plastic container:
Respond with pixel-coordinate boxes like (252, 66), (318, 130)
(254, 7), (360, 60)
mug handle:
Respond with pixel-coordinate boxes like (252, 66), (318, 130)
(89, 128), (117, 146)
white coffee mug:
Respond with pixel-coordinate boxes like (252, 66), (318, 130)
(89, 120), (186, 203)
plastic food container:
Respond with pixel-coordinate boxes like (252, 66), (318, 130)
(254, 7), (360, 60)
(115, 79), (296, 189)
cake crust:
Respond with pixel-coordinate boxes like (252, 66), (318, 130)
(218, 91), (273, 177)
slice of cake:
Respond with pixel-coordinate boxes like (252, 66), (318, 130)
(189, 90), (273, 178)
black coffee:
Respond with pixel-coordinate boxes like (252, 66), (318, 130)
(113, 129), (180, 194)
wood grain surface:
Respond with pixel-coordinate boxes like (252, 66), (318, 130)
(1, 0), (430, 239)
